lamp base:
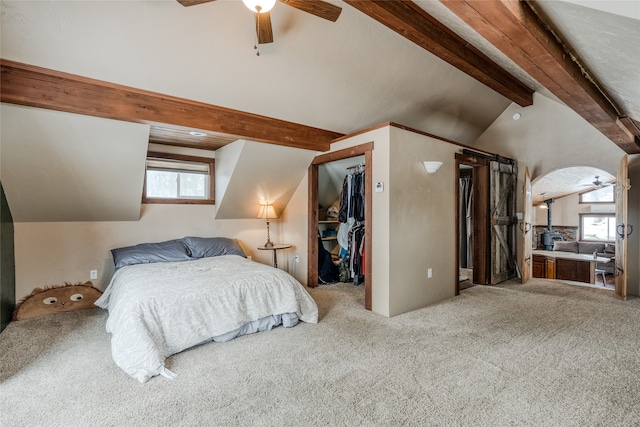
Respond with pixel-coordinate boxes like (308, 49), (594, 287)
(264, 219), (273, 248)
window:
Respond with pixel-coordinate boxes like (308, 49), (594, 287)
(579, 185), (615, 204)
(143, 152), (214, 204)
(579, 213), (615, 242)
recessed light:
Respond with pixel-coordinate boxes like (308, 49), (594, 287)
(512, 112), (521, 121)
(189, 131), (207, 137)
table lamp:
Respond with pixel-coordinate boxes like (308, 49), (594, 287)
(257, 203), (277, 247)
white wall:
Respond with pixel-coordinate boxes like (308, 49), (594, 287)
(282, 124), (464, 317)
(215, 140), (318, 219)
(537, 192), (615, 227)
(282, 126), (392, 315)
(9, 136), (317, 301)
(13, 204), (280, 300)
(388, 126), (458, 315)
(1, 104), (150, 222)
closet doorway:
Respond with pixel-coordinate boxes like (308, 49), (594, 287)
(308, 142), (373, 310)
(455, 152), (490, 294)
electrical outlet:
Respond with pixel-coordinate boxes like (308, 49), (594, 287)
(90, 270), (98, 280)
(293, 255), (300, 263)
(427, 268), (433, 279)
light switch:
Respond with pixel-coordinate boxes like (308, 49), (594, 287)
(375, 182), (384, 192)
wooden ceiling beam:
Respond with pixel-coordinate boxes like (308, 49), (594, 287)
(343, 0), (534, 107)
(0, 59), (341, 152)
(440, 0), (639, 154)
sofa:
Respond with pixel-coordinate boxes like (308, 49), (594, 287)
(552, 240), (616, 275)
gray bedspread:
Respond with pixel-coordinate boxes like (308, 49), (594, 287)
(95, 255), (318, 383)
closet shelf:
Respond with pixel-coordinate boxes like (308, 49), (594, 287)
(318, 220), (340, 224)
(321, 236), (337, 241)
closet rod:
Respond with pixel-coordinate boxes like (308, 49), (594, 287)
(346, 162), (365, 172)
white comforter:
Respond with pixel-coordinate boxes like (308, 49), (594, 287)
(95, 255), (318, 383)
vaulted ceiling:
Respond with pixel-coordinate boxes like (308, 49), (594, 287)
(2, 0), (638, 155)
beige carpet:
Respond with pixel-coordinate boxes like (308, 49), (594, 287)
(1, 278), (638, 426)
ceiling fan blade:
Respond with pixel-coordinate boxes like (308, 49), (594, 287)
(255, 12), (274, 44)
(279, 0), (342, 22)
(176, 0), (216, 7)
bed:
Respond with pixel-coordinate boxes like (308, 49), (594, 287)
(95, 237), (318, 383)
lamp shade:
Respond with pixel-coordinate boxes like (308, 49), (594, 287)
(423, 161), (443, 174)
(242, 0), (276, 13)
(257, 204), (277, 220)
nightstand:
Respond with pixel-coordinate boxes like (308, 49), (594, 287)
(257, 244), (292, 268)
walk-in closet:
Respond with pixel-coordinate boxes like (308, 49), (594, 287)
(317, 156), (366, 286)
(308, 142), (372, 310)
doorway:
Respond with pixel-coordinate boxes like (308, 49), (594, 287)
(530, 164), (626, 297)
(455, 153), (490, 294)
(308, 142), (373, 310)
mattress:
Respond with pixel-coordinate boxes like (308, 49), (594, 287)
(95, 255), (318, 382)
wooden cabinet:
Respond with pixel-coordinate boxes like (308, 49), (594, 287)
(577, 262), (591, 283)
(533, 255), (545, 278)
(556, 259), (575, 281)
(532, 252), (593, 283)
(545, 257), (556, 279)
(556, 259), (591, 282)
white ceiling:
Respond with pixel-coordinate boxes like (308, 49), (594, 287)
(1, 0), (637, 143)
(534, 0), (640, 120)
(0, 0), (511, 145)
(531, 166), (615, 204)
(1, 0), (638, 212)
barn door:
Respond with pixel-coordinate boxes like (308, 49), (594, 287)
(615, 155), (630, 299)
(490, 160), (518, 284)
(521, 167), (532, 283)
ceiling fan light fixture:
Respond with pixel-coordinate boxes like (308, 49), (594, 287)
(242, 0), (276, 13)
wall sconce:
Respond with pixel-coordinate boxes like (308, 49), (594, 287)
(423, 161), (443, 174)
(257, 203), (277, 247)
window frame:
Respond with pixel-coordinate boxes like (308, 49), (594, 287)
(143, 151), (215, 205)
(578, 185), (615, 204)
(578, 213), (616, 243)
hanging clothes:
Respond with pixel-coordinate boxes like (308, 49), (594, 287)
(338, 167), (366, 284)
(338, 174), (352, 223)
(352, 171), (365, 221)
(349, 222), (365, 284)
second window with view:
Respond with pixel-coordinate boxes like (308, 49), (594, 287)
(579, 213), (615, 242)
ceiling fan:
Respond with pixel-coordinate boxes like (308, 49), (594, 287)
(177, 0), (342, 45)
(581, 176), (614, 188)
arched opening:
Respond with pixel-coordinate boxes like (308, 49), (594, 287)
(530, 166), (616, 289)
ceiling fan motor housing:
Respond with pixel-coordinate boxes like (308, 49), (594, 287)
(242, 0), (276, 13)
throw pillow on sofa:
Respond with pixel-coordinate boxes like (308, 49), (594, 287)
(553, 241), (578, 253)
(578, 242), (606, 254)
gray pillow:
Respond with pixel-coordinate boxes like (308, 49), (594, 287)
(182, 237), (246, 259)
(578, 242), (606, 254)
(111, 239), (191, 270)
(553, 241), (578, 253)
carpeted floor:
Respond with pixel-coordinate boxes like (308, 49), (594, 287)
(1, 278), (638, 426)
